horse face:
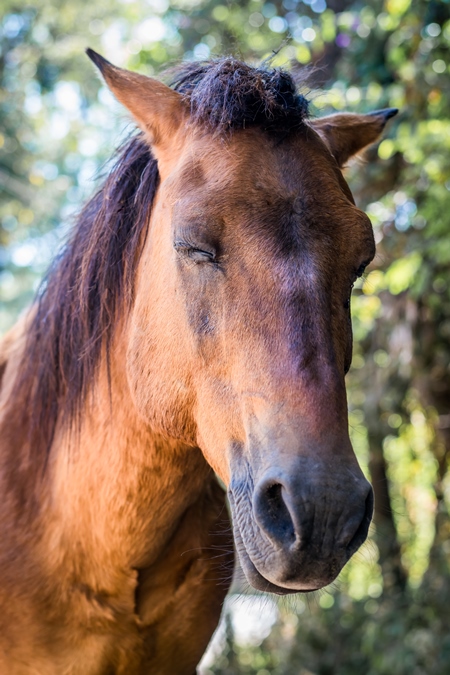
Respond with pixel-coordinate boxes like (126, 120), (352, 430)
(128, 126), (376, 593)
(157, 127), (375, 592)
(93, 53), (394, 594)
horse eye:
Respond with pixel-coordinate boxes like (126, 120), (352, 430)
(174, 241), (216, 264)
(356, 264), (367, 278)
(187, 248), (215, 263)
(344, 260), (369, 309)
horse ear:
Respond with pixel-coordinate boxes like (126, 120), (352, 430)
(86, 49), (183, 152)
(311, 109), (398, 167)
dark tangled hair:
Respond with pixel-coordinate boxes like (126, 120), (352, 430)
(170, 57), (309, 132)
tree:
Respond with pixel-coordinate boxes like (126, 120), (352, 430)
(1, 1), (449, 672)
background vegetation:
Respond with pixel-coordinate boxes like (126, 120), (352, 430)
(1, 0), (449, 672)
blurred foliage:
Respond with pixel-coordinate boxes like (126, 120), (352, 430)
(1, 0), (450, 673)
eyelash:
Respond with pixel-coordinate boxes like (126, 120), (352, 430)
(356, 264), (367, 278)
(174, 241), (217, 264)
(344, 264), (368, 310)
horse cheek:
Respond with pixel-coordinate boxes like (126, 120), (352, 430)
(125, 310), (197, 444)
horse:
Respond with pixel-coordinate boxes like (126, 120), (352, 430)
(0, 50), (397, 674)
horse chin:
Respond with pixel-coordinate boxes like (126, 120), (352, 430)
(237, 544), (319, 596)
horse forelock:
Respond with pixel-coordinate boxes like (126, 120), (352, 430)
(9, 56), (310, 460)
(169, 57), (309, 132)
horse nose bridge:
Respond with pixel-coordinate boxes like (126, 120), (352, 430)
(234, 321), (343, 383)
(228, 281), (341, 379)
(235, 340), (349, 428)
(241, 387), (351, 454)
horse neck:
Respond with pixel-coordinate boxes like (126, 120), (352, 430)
(2, 317), (211, 576)
(59, 328), (212, 567)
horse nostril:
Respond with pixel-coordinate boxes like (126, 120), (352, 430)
(346, 486), (374, 556)
(253, 480), (296, 548)
(266, 483), (282, 515)
(253, 474), (374, 561)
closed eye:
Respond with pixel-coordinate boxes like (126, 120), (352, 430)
(174, 241), (217, 264)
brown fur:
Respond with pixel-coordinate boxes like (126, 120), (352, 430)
(0, 53), (396, 673)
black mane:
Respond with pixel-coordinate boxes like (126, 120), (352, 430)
(14, 57), (310, 457)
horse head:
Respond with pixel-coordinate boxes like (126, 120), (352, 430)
(89, 51), (396, 594)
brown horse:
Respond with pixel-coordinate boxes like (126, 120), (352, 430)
(0, 51), (397, 674)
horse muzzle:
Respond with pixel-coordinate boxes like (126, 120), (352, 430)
(228, 453), (373, 594)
